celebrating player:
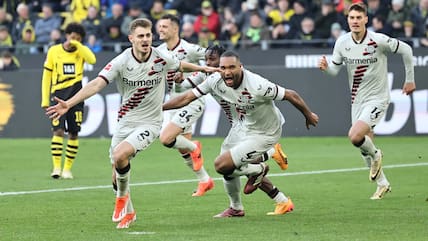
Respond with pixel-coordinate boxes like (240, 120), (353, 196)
(156, 14), (214, 196)
(41, 22), (96, 179)
(163, 50), (319, 217)
(46, 18), (218, 229)
(318, 2), (416, 199)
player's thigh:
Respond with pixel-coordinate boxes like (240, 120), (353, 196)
(229, 134), (278, 167)
(65, 104), (84, 133)
(109, 124), (160, 163)
(352, 101), (388, 130)
(170, 100), (205, 134)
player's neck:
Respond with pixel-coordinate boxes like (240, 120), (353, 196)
(167, 36), (180, 50)
(351, 29), (366, 43)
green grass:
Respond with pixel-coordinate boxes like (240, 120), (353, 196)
(0, 137), (427, 241)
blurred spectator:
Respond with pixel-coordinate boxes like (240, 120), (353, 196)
(167, 0), (204, 23)
(128, 0), (153, 15)
(0, 50), (19, 71)
(401, 20), (418, 46)
(101, 0), (129, 19)
(386, 0), (411, 38)
(15, 25), (39, 54)
(0, 7), (12, 30)
(218, 0), (242, 15)
(81, 5), (103, 40)
(220, 6), (235, 30)
(314, 0), (343, 39)
(197, 26), (219, 48)
(267, 0), (294, 28)
(410, 0), (428, 38)
(326, 22), (345, 47)
(0, 25), (13, 51)
(11, 3), (36, 43)
(366, 0), (389, 28)
(34, 3), (62, 47)
(368, 14), (392, 35)
(0, 0), (20, 17)
(120, 2), (147, 36)
(236, 0), (267, 34)
(288, 0), (312, 40)
(194, 1), (221, 39)
(242, 11), (271, 49)
(219, 20), (242, 50)
(28, 0), (69, 13)
(181, 21), (198, 44)
(101, 3), (124, 39)
(102, 23), (127, 52)
(69, 0), (100, 23)
(85, 33), (102, 53)
(48, 28), (63, 47)
(292, 16), (321, 48)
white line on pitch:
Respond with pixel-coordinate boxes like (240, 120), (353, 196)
(1, 162), (427, 197)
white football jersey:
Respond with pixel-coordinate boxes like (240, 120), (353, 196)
(98, 47), (180, 125)
(192, 69), (286, 135)
(331, 30), (400, 104)
(157, 39), (206, 95)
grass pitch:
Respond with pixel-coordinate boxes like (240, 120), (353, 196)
(0, 136), (427, 241)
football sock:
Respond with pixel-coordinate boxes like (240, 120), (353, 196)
(174, 135), (197, 151)
(127, 193), (135, 213)
(51, 135), (63, 170)
(181, 153), (210, 181)
(266, 147), (275, 159)
(223, 176), (243, 210)
(358, 135), (378, 157)
(360, 152), (372, 167)
(273, 191), (288, 203)
(63, 139), (79, 171)
(376, 170), (389, 186)
(116, 164), (130, 197)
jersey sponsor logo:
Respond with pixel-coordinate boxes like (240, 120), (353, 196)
(122, 76), (162, 87)
(343, 57), (378, 65)
(63, 63), (76, 74)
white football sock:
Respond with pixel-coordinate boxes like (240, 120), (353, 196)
(224, 177), (243, 210)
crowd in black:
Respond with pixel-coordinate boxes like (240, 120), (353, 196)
(0, 0), (427, 70)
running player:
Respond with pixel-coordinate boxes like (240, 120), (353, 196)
(318, 2), (415, 200)
(46, 18), (218, 229)
(163, 50), (319, 217)
(156, 14), (214, 196)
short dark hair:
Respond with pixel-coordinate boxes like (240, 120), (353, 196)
(348, 2), (367, 15)
(160, 14), (180, 27)
(221, 50), (240, 61)
(206, 45), (226, 56)
(65, 22), (86, 40)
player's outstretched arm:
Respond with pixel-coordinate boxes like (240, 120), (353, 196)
(179, 61), (219, 74)
(283, 89), (319, 129)
(163, 90), (198, 111)
(46, 76), (107, 120)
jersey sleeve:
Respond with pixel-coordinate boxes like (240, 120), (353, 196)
(182, 71), (206, 88)
(98, 55), (123, 83)
(192, 73), (217, 97)
(41, 48), (54, 107)
(257, 77), (286, 101)
(187, 44), (206, 63)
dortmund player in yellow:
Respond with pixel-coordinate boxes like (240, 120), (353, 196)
(41, 23), (96, 179)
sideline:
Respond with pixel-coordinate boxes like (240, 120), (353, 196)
(1, 162), (427, 197)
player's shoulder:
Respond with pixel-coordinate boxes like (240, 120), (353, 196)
(156, 42), (167, 52)
(367, 30), (393, 43)
(335, 32), (352, 46)
(181, 39), (205, 52)
(46, 43), (63, 54)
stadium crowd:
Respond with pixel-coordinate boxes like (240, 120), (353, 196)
(0, 0), (427, 58)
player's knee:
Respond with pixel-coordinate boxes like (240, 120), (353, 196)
(160, 136), (176, 148)
(214, 159), (233, 175)
(349, 133), (364, 147)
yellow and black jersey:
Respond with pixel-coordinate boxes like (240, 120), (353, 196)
(41, 40), (96, 107)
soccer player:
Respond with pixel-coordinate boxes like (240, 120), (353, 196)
(41, 22), (96, 179)
(318, 2), (416, 200)
(46, 18), (218, 229)
(156, 14), (214, 196)
(163, 50), (319, 217)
